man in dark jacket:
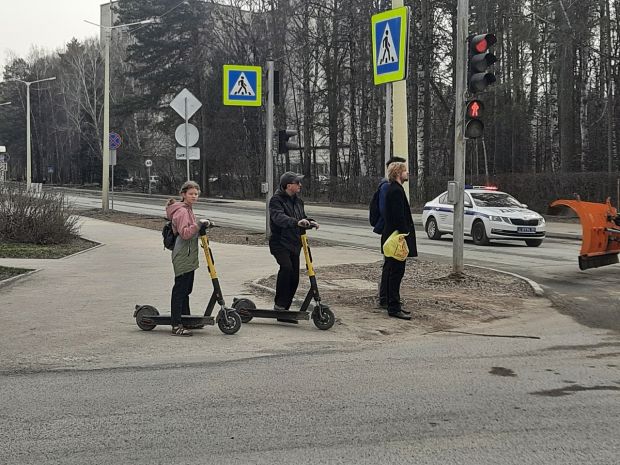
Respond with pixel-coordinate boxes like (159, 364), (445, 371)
(269, 171), (319, 322)
(374, 156), (406, 308)
(381, 162), (417, 320)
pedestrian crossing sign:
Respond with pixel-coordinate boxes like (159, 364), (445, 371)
(371, 7), (410, 85)
(223, 65), (262, 106)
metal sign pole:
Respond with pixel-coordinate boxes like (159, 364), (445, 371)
(148, 166), (152, 196)
(185, 97), (190, 182)
(384, 82), (392, 174)
(265, 60), (274, 236)
(111, 162), (115, 210)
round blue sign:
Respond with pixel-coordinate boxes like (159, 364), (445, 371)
(109, 132), (122, 150)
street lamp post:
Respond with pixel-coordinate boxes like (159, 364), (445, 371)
(8, 77), (56, 190)
(84, 17), (154, 212)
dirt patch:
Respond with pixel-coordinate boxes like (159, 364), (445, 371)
(254, 259), (536, 336)
(78, 208), (332, 246)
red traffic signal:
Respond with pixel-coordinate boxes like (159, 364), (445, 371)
(471, 33), (496, 53)
(466, 100), (483, 118)
(465, 100), (484, 139)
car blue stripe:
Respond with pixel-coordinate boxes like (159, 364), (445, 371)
(424, 206), (489, 218)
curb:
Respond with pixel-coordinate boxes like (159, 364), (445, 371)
(466, 264), (545, 297)
(61, 240), (104, 260)
(0, 269), (40, 290)
(545, 232), (582, 241)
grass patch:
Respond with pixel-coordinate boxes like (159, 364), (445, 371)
(0, 237), (97, 259)
(0, 265), (33, 281)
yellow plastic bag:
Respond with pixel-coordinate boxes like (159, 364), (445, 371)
(383, 231), (409, 261)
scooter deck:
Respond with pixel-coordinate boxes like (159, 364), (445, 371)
(238, 309), (311, 321)
(141, 315), (215, 326)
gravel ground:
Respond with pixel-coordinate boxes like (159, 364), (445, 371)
(255, 259), (536, 334)
(78, 209), (539, 334)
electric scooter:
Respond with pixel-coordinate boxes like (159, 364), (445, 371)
(231, 223), (335, 330)
(134, 227), (242, 335)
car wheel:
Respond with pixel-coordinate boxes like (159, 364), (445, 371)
(525, 239), (543, 247)
(425, 217), (442, 240)
(471, 220), (490, 246)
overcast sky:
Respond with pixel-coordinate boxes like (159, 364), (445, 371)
(1, 0), (104, 70)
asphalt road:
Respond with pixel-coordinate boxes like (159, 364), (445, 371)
(3, 321), (618, 465)
(67, 190), (620, 331)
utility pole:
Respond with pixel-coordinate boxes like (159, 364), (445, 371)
(7, 78), (55, 190)
(102, 24), (111, 211)
(265, 60), (275, 236)
(452, 0), (468, 275)
(85, 13), (154, 211)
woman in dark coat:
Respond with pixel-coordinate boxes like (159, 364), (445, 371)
(381, 162), (417, 320)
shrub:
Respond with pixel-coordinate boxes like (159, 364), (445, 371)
(0, 184), (80, 244)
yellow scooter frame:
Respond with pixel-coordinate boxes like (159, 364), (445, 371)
(232, 227), (335, 330)
(133, 228), (242, 334)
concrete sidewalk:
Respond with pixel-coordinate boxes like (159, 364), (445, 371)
(0, 217), (386, 373)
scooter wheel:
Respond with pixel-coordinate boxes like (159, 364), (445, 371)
(135, 305), (159, 331)
(217, 310), (242, 335)
(232, 298), (255, 323)
(312, 305), (335, 330)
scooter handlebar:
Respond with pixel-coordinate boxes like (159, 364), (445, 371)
(298, 218), (319, 230)
(198, 219), (215, 236)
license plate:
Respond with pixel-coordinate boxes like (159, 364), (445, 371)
(517, 227), (536, 233)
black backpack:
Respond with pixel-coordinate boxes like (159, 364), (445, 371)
(162, 221), (177, 250)
(369, 181), (386, 227)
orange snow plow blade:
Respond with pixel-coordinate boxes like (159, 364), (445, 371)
(550, 198), (620, 270)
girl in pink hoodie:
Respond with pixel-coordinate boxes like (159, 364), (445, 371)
(165, 181), (208, 336)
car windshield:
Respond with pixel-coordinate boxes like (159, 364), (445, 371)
(470, 192), (523, 207)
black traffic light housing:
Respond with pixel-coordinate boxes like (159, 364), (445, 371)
(467, 33), (497, 94)
(464, 99), (484, 139)
(278, 129), (299, 154)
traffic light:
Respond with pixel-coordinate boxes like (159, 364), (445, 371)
(278, 129), (299, 154)
(467, 33), (497, 94)
(464, 99), (484, 139)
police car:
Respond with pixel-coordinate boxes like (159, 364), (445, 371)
(422, 186), (546, 246)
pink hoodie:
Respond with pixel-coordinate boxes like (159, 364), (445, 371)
(166, 201), (199, 240)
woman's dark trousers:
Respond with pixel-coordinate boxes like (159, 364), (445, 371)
(271, 248), (301, 309)
(384, 257), (406, 314)
(171, 270), (195, 326)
